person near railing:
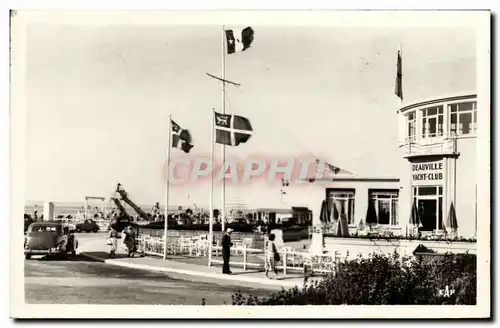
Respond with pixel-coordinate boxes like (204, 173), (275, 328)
(222, 228), (234, 274)
(265, 233), (280, 280)
(106, 227), (119, 259)
(123, 225), (137, 258)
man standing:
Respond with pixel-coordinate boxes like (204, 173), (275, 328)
(221, 228), (234, 274)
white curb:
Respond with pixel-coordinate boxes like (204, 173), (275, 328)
(106, 260), (301, 289)
(80, 252), (301, 289)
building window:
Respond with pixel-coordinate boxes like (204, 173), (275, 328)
(369, 190), (399, 226)
(326, 190), (355, 225)
(449, 101), (477, 136)
(406, 111), (416, 142)
(413, 186), (444, 232)
(421, 106), (444, 138)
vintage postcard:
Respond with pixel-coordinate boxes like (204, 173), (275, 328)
(9, 10), (490, 319)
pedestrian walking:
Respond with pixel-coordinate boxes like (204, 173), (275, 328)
(107, 228), (119, 258)
(123, 225), (137, 257)
(222, 228), (234, 274)
(265, 233), (280, 279)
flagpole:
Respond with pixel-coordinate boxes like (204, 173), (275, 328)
(397, 42), (411, 236)
(208, 109), (215, 266)
(163, 115), (172, 260)
(221, 25), (226, 233)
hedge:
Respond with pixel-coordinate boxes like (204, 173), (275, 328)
(323, 233), (477, 243)
(230, 252), (476, 305)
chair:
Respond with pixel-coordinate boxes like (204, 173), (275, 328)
(179, 236), (191, 254)
(282, 247), (293, 267)
(242, 237), (253, 249)
(232, 239), (243, 255)
(196, 235), (209, 257)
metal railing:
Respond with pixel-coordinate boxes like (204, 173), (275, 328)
(138, 235), (342, 276)
(274, 248), (341, 275)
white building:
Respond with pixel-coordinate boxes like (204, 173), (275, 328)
(306, 93), (478, 239)
(398, 93), (477, 238)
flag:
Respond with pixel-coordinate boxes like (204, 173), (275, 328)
(214, 111), (253, 146)
(315, 159), (351, 175)
(225, 27), (254, 54)
(395, 50), (403, 100)
(171, 120), (194, 153)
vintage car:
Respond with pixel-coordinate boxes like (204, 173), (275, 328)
(75, 219), (100, 233)
(55, 218), (77, 232)
(24, 222), (78, 259)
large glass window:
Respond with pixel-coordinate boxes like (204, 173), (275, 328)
(449, 101), (477, 136)
(326, 190), (355, 225)
(413, 186), (444, 232)
(407, 111), (416, 142)
(421, 106), (444, 138)
(369, 190), (399, 226)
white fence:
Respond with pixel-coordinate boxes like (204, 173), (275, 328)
(275, 248), (342, 275)
(138, 236), (341, 276)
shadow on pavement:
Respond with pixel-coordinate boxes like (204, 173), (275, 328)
(32, 254), (100, 262)
(81, 251), (145, 260)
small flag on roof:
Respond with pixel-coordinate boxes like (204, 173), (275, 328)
(395, 50), (403, 101)
(214, 111), (253, 146)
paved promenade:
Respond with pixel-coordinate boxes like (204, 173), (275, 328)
(78, 233), (319, 290)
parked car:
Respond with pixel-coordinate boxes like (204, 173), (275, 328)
(55, 219), (76, 232)
(75, 219), (100, 233)
(24, 222), (78, 259)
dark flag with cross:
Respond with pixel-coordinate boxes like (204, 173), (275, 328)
(214, 111), (253, 146)
(225, 27), (254, 54)
(171, 119), (194, 153)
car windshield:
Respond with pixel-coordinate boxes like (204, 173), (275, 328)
(31, 225), (59, 232)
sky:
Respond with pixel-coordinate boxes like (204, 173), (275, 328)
(24, 23), (477, 209)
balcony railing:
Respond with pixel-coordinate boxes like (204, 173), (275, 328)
(399, 133), (458, 157)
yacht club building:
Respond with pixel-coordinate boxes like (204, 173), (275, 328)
(398, 93), (478, 238)
(307, 92), (478, 239)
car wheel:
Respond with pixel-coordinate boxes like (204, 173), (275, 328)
(25, 253), (31, 260)
(92, 228), (98, 233)
(76, 228), (81, 233)
(71, 250), (76, 256)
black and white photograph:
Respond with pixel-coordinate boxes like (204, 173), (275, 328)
(9, 9), (490, 319)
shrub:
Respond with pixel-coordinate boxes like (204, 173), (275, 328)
(231, 252), (476, 305)
(323, 234), (477, 243)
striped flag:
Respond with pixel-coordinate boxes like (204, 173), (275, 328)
(171, 120), (193, 153)
(214, 111), (253, 146)
(315, 159), (351, 175)
(395, 50), (403, 100)
(225, 27), (254, 54)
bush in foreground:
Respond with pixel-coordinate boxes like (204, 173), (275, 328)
(231, 252), (476, 305)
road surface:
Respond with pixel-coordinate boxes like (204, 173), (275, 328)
(24, 254), (274, 305)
